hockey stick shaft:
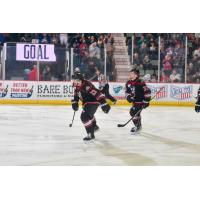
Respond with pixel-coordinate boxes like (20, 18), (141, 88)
(69, 111), (76, 127)
(117, 86), (164, 127)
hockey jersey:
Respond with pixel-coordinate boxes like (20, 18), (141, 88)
(125, 78), (151, 104)
(197, 87), (200, 103)
(97, 73), (107, 90)
(73, 79), (107, 105)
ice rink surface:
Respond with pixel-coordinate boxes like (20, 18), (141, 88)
(0, 105), (200, 166)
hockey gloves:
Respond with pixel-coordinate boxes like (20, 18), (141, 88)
(195, 101), (200, 113)
(71, 100), (79, 111)
(127, 95), (135, 103)
(101, 103), (111, 113)
(142, 101), (149, 109)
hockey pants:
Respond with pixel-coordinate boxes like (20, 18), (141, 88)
(81, 103), (99, 134)
(130, 105), (143, 128)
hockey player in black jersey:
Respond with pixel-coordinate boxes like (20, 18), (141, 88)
(71, 72), (111, 141)
(195, 87), (200, 113)
(125, 69), (151, 134)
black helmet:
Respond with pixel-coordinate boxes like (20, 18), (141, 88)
(130, 68), (140, 75)
(72, 72), (84, 81)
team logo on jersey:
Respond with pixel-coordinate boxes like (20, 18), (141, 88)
(85, 86), (90, 91)
(113, 85), (123, 94)
(170, 85), (192, 100)
(148, 85), (168, 99)
(10, 86), (34, 98)
(0, 85), (8, 98)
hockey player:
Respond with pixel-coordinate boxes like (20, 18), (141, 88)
(125, 69), (151, 134)
(195, 87), (200, 113)
(71, 72), (111, 141)
(96, 69), (117, 104)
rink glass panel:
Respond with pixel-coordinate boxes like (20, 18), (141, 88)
(5, 43), (67, 81)
(126, 33), (159, 82)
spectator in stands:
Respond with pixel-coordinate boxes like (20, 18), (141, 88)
(105, 34), (114, 45)
(193, 47), (200, 58)
(89, 42), (101, 59)
(23, 68), (31, 80)
(186, 62), (195, 82)
(98, 34), (105, 58)
(149, 41), (157, 59)
(160, 42), (166, 61)
(151, 73), (158, 83)
(137, 35), (147, 47)
(28, 65), (37, 81)
(0, 33), (4, 45)
(90, 35), (96, 44)
(162, 54), (173, 77)
(31, 33), (39, 43)
(142, 55), (152, 71)
(139, 42), (149, 61)
(20, 34), (26, 42)
(174, 42), (184, 58)
(132, 53), (142, 68)
(60, 33), (68, 47)
(79, 38), (87, 58)
(42, 65), (52, 81)
(191, 70), (200, 83)
(173, 42), (185, 68)
(39, 33), (51, 44)
(52, 34), (59, 45)
(169, 68), (181, 83)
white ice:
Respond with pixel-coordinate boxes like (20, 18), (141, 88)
(0, 105), (200, 165)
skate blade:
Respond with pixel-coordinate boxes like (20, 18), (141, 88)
(83, 138), (95, 143)
(130, 130), (141, 135)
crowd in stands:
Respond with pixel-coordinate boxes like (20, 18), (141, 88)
(0, 33), (114, 81)
(67, 33), (114, 80)
(125, 33), (200, 83)
(186, 34), (200, 83)
(1, 33), (200, 83)
(0, 33), (68, 46)
(160, 33), (185, 83)
(125, 33), (159, 83)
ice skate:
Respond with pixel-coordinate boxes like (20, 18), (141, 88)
(130, 125), (142, 135)
(83, 132), (95, 141)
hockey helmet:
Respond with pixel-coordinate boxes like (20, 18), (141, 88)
(72, 72), (84, 81)
(130, 68), (140, 75)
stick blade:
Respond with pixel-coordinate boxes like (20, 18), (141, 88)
(117, 124), (124, 127)
(69, 124), (72, 127)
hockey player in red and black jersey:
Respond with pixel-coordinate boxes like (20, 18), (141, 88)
(71, 72), (111, 141)
(195, 87), (200, 113)
(125, 69), (151, 134)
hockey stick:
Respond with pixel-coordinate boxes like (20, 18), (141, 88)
(117, 86), (164, 127)
(69, 111), (76, 127)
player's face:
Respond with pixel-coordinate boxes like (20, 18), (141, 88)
(129, 72), (138, 80)
(72, 79), (82, 87)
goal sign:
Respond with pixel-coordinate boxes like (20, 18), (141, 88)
(16, 43), (56, 62)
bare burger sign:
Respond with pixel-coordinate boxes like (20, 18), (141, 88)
(16, 43), (56, 62)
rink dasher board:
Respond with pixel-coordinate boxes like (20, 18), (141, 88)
(0, 81), (198, 106)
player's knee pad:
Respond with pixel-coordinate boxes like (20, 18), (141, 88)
(130, 107), (136, 116)
(132, 116), (141, 124)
